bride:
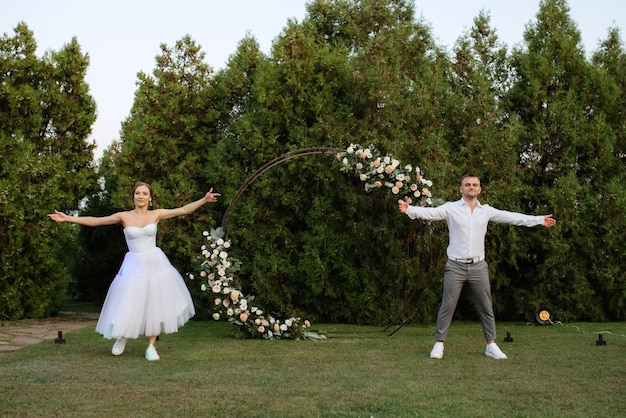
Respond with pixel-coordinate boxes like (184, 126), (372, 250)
(48, 182), (220, 361)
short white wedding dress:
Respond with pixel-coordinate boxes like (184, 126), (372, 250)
(95, 223), (195, 340)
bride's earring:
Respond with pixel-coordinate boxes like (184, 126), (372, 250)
(150, 200), (153, 207)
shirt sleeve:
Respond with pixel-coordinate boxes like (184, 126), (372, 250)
(485, 205), (545, 227)
(405, 202), (449, 221)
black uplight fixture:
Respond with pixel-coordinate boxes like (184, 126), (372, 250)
(534, 306), (554, 325)
(54, 330), (66, 344)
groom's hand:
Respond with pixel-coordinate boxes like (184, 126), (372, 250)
(398, 197), (409, 214)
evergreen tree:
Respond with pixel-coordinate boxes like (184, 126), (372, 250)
(209, 0), (453, 324)
(82, 36), (223, 313)
(505, 0), (619, 320)
(590, 28), (626, 319)
(0, 23), (97, 318)
(439, 11), (533, 320)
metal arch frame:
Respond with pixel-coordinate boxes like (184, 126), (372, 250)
(384, 225), (439, 337)
(218, 146), (436, 337)
(220, 146), (344, 231)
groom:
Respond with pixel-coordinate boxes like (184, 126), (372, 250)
(398, 174), (557, 359)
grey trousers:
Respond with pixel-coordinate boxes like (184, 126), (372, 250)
(435, 259), (496, 341)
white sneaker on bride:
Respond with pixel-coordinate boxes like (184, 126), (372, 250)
(145, 344), (160, 361)
(485, 342), (507, 359)
(111, 338), (127, 356)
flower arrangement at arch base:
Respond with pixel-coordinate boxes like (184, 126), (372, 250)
(189, 228), (325, 340)
(188, 143), (440, 340)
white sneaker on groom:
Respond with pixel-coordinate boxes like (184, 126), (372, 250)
(485, 342), (507, 359)
(430, 342), (444, 359)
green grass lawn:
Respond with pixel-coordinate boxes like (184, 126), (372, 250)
(1, 320), (624, 417)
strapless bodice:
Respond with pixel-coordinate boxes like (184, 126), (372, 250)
(123, 223), (157, 253)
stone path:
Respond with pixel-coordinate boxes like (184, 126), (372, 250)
(0, 312), (99, 353)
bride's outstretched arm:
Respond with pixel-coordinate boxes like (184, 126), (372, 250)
(47, 210), (124, 227)
(156, 188), (221, 221)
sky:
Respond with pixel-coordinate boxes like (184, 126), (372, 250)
(2, 0), (625, 160)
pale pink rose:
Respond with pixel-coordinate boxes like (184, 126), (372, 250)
(258, 325), (265, 333)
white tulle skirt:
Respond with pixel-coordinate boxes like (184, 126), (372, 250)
(95, 247), (195, 340)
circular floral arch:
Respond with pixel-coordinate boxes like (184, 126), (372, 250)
(189, 144), (439, 339)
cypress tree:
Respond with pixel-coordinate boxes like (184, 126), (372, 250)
(0, 23), (97, 318)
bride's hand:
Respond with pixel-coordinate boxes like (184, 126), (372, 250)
(205, 188), (221, 203)
(48, 210), (68, 222)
